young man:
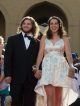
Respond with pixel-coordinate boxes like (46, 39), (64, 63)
(4, 16), (39, 106)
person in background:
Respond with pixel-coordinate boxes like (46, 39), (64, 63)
(0, 36), (4, 57)
(70, 53), (80, 106)
(0, 55), (9, 106)
(0, 36), (4, 77)
(72, 52), (80, 96)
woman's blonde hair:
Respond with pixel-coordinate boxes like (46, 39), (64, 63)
(0, 36), (4, 44)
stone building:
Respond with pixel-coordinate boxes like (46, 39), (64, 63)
(0, 0), (80, 54)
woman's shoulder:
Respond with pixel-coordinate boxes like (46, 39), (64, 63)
(63, 36), (70, 42)
(62, 36), (71, 46)
(38, 35), (47, 46)
(41, 35), (46, 39)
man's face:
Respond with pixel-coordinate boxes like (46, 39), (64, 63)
(21, 19), (33, 33)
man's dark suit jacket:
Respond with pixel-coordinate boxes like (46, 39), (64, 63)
(4, 33), (39, 84)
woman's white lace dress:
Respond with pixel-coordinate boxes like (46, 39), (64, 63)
(35, 38), (79, 106)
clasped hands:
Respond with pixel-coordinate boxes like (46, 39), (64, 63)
(34, 70), (42, 79)
(32, 65), (42, 79)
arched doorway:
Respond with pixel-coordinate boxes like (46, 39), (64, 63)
(23, 1), (68, 33)
(0, 11), (5, 38)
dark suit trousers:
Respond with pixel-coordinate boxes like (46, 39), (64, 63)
(10, 76), (37, 106)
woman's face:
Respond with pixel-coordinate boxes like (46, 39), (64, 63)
(49, 19), (59, 34)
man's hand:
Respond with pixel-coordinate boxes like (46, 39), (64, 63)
(4, 77), (12, 84)
(34, 70), (42, 79)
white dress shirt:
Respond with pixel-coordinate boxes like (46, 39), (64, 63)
(22, 32), (33, 49)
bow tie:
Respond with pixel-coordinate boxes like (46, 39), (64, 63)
(24, 34), (32, 40)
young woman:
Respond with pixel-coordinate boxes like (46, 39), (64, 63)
(0, 36), (4, 57)
(34, 16), (78, 106)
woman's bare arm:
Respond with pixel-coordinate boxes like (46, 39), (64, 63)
(36, 35), (46, 69)
(64, 37), (73, 65)
(34, 36), (46, 79)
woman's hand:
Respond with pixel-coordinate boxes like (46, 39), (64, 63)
(72, 66), (78, 71)
(70, 64), (78, 71)
(34, 70), (42, 79)
(74, 63), (80, 70)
